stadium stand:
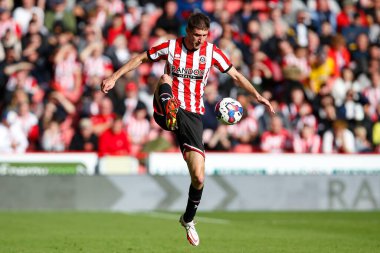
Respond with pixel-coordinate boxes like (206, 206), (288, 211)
(0, 0), (380, 163)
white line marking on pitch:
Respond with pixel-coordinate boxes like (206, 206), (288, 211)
(137, 212), (231, 225)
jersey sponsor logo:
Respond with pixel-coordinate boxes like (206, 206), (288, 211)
(171, 66), (205, 80)
(199, 56), (206, 64)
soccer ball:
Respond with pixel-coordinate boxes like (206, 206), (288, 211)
(215, 97), (243, 125)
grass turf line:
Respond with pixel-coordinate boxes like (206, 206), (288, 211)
(0, 211), (379, 253)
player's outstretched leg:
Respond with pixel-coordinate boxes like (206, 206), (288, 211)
(179, 151), (205, 246)
(155, 74), (180, 131)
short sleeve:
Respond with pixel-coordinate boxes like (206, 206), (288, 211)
(211, 45), (232, 73)
(147, 41), (170, 62)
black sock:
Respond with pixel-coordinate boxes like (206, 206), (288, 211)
(183, 184), (203, 223)
(158, 83), (173, 110)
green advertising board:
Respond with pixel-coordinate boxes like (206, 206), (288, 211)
(0, 162), (88, 175)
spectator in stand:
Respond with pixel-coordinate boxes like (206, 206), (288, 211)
(77, 24), (103, 53)
(98, 116), (131, 157)
(14, 101), (39, 150)
(258, 92), (292, 134)
(125, 101), (151, 156)
(363, 71), (380, 119)
(322, 119), (355, 153)
(318, 105), (337, 137)
(80, 85), (105, 118)
(80, 41), (113, 91)
(153, 0), (180, 37)
(0, 45), (20, 79)
(338, 87), (367, 128)
(13, 0), (44, 35)
(39, 91), (76, 150)
(369, 43), (380, 65)
(260, 6), (287, 42)
(22, 17), (51, 87)
(128, 13), (157, 53)
(292, 9), (310, 48)
(350, 32), (370, 76)
(283, 88), (318, 133)
(6, 88), (29, 112)
(1, 20), (22, 60)
(233, 0), (258, 34)
(319, 21), (335, 46)
(105, 34), (131, 71)
(73, 0), (97, 29)
(369, 2), (380, 45)
(123, 0), (143, 33)
(138, 74), (157, 117)
(373, 105), (380, 152)
(336, 0), (368, 33)
(44, 0), (77, 34)
(263, 20), (295, 64)
(353, 125), (372, 153)
(69, 117), (98, 152)
(308, 45), (334, 96)
(293, 123), (321, 153)
(52, 43), (82, 104)
(331, 67), (361, 107)
(105, 13), (129, 46)
(328, 34), (351, 78)
(280, 42), (310, 83)
(308, 27), (321, 55)
(281, 87), (306, 124)
(122, 81), (141, 123)
(0, 110), (28, 153)
(0, 7), (22, 40)
(40, 119), (65, 152)
(281, 0), (307, 26)
(106, 0), (125, 16)
(260, 115), (293, 153)
(3, 62), (44, 106)
(341, 12), (369, 47)
(91, 96), (116, 136)
(309, 0), (338, 34)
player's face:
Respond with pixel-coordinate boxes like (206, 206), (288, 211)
(186, 28), (208, 50)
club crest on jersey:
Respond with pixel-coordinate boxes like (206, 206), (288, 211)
(199, 56), (206, 64)
(174, 53), (181, 59)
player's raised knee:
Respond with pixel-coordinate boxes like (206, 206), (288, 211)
(159, 74), (172, 85)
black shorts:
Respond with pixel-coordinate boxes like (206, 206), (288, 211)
(154, 109), (205, 158)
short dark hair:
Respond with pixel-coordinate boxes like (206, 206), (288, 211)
(187, 13), (210, 31)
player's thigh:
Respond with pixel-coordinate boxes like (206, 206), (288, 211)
(185, 150), (205, 181)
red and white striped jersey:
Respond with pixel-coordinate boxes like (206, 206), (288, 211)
(147, 38), (232, 114)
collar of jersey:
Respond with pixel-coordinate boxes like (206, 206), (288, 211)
(182, 37), (200, 52)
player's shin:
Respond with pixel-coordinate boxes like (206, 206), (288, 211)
(183, 184), (203, 223)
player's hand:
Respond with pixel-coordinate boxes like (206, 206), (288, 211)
(101, 76), (116, 94)
(257, 95), (275, 114)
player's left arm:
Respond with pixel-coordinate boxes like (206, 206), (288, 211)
(227, 66), (275, 114)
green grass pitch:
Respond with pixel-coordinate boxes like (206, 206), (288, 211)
(0, 211), (379, 253)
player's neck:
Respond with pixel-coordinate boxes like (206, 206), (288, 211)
(183, 37), (197, 52)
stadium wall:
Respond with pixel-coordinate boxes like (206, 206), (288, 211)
(0, 175), (379, 211)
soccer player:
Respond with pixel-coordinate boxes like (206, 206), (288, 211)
(101, 13), (274, 246)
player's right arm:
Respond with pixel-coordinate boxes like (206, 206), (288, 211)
(101, 51), (150, 94)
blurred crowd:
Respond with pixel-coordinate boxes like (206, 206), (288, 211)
(0, 0), (380, 159)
